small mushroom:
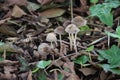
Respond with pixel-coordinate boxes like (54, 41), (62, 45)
(71, 16), (87, 27)
(54, 26), (64, 52)
(65, 24), (80, 53)
(38, 43), (50, 59)
(46, 32), (57, 48)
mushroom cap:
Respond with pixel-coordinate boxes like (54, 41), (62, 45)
(71, 16), (87, 27)
(65, 24), (80, 34)
(38, 43), (50, 55)
(38, 43), (50, 52)
(46, 32), (57, 42)
(54, 26), (64, 35)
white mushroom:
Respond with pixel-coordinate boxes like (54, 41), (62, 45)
(38, 43), (50, 59)
(71, 16), (87, 27)
(54, 26), (64, 52)
(65, 24), (80, 53)
(46, 32), (57, 48)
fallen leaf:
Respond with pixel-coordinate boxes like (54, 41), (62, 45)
(0, 72), (16, 80)
(66, 74), (80, 80)
(0, 24), (18, 36)
(0, 42), (19, 52)
(27, 71), (32, 80)
(79, 68), (96, 76)
(0, 60), (19, 66)
(4, 66), (17, 73)
(37, 0), (52, 5)
(19, 72), (29, 80)
(27, 1), (41, 11)
(55, 0), (65, 3)
(100, 71), (107, 80)
(12, 5), (26, 18)
(39, 8), (65, 18)
(0, 18), (11, 25)
(5, 0), (27, 6)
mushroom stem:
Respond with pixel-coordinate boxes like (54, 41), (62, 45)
(59, 34), (62, 53)
(50, 42), (54, 48)
(69, 33), (73, 50)
(59, 34), (62, 47)
(74, 33), (78, 53)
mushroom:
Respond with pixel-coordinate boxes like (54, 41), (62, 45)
(71, 16), (87, 27)
(46, 32), (57, 48)
(65, 24), (80, 53)
(54, 26), (64, 52)
(38, 43), (50, 59)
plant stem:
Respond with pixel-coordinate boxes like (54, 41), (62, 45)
(70, 0), (73, 20)
(108, 34), (110, 48)
(118, 39), (120, 47)
(69, 33), (73, 50)
(32, 67), (40, 73)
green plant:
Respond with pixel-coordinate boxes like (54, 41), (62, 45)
(89, 0), (120, 27)
(97, 45), (120, 74)
(73, 55), (90, 67)
(90, 0), (98, 5)
(106, 26), (120, 46)
(32, 60), (51, 73)
(85, 45), (94, 61)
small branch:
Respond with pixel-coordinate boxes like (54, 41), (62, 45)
(70, 0), (73, 20)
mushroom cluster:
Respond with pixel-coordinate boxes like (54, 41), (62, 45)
(44, 16), (86, 53)
(65, 24), (80, 53)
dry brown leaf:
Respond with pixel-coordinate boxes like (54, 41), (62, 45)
(100, 71), (108, 80)
(27, 71), (33, 80)
(0, 18), (11, 25)
(79, 68), (96, 76)
(19, 72), (29, 80)
(12, 5), (26, 18)
(54, 0), (65, 3)
(5, 0), (27, 6)
(0, 60), (19, 66)
(37, 0), (52, 5)
(63, 62), (75, 74)
(0, 24), (18, 36)
(39, 8), (65, 18)
(4, 66), (17, 73)
(66, 74), (80, 80)
(0, 72), (16, 80)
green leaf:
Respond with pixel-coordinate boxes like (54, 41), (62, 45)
(99, 64), (120, 75)
(37, 60), (51, 69)
(58, 73), (64, 80)
(97, 45), (120, 68)
(73, 55), (89, 65)
(105, 31), (120, 39)
(90, 0), (98, 4)
(27, 1), (41, 11)
(0, 42), (19, 53)
(18, 56), (29, 71)
(99, 13), (113, 26)
(116, 26), (120, 36)
(86, 45), (94, 52)
(79, 25), (91, 34)
(89, 0), (120, 26)
(38, 71), (47, 80)
(0, 57), (4, 61)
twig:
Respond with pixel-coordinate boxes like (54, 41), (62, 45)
(70, 0), (73, 20)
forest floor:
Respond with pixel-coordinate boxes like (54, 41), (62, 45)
(0, 0), (120, 80)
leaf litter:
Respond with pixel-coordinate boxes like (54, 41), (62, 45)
(0, 0), (120, 80)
